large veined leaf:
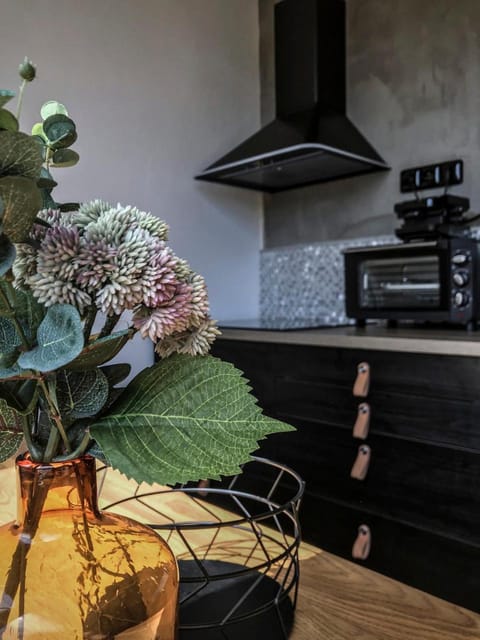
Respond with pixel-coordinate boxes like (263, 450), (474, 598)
(0, 130), (43, 178)
(90, 354), (294, 485)
(0, 398), (27, 462)
(67, 330), (132, 371)
(56, 368), (109, 420)
(18, 304), (84, 372)
(0, 108), (18, 133)
(0, 175), (42, 241)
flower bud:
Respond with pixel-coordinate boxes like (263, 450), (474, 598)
(19, 57), (36, 82)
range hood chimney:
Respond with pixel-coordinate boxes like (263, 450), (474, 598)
(195, 0), (389, 193)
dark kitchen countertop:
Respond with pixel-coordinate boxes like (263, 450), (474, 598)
(216, 324), (480, 357)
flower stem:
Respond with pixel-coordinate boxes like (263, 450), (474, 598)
(83, 306), (98, 342)
(53, 431), (91, 462)
(16, 79), (27, 121)
(22, 420), (42, 462)
(99, 313), (120, 338)
(38, 379), (71, 460)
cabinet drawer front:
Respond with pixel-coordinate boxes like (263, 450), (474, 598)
(298, 495), (480, 613)
(272, 377), (480, 450)
(259, 418), (480, 544)
(270, 342), (480, 404)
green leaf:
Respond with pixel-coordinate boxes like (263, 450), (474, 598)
(42, 114), (77, 149)
(40, 100), (68, 120)
(100, 363), (131, 386)
(0, 109), (19, 132)
(0, 130), (43, 178)
(67, 330), (132, 371)
(90, 354), (294, 485)
(0, 175), (42, 242)
(31, 122), (47, 141)
(0, 90), (15, 109)
(0, 378), (38, 414)
(51, 148), (79, 168)
(0, 234), (16, 276)
(0, 282), (15, 317)
(57, 202), (79, 212)
(18, 304), (84, 372)
(0, 399), (25, 462)
(56, 368), (109, 420)
(0, 316), (21, 366)
(13, 287), (45, 342)
(37, 167), (57, 189)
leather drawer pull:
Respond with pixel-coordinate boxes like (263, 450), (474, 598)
(353, 361), (370, 397)
(352, 524), (371, 560)
(353, 403), (370, 439)
(350, 444), (371, 480)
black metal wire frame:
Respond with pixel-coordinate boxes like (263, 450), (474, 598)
(100, 457), (306, 638)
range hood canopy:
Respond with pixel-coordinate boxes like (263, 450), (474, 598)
(195, 0), (389, 193)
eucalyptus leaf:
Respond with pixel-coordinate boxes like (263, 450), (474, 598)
(0, 398), (27, 462)
(51, 148), (79, 168)
(40, 100), (68, 120)
(37, 167), (57, 189)
(42, 114), (77, 149)
(0, 175), (42, 242)
(31, 122), (47, 140)
(41, 189), (57, 210)
(0, 90), (15, 109)
(90, 354), (295, 485)
(0, 130), (43, 178)
(67, 330), (132, 371)
(56, 368), (109, 420)
(0, 363), (26, 379)
(0, 234), (16, 276)
(0, 109), (19, 133)
(18, 304), (84, 372)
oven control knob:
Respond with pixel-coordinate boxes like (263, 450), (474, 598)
(452, 252), (469, 265)
(452, 270), (469, 287)
(453, 291), (469, 308)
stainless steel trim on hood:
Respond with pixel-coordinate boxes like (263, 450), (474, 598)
(198, 143), (390, 177)
(195, 0), (389, 193)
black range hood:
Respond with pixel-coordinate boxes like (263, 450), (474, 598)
(195, 0), (389, 193)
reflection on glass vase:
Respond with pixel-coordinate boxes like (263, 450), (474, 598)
(0, 454), (178, 639)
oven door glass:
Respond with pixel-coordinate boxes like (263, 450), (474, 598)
(360, 255), (441, 309)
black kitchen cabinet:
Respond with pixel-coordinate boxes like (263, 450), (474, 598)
(211, 338), (480, 612)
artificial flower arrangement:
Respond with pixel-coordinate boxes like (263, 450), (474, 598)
(0, 59), (292, 482)
(0, 59), (294, 638)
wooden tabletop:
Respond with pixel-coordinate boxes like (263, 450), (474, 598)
(1, 460), (479, 639)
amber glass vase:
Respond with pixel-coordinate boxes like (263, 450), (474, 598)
(0, 455), (178, 639)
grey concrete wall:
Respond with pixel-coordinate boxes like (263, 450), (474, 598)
(1, 0), (262, 374)
(262, 0), (480, 247)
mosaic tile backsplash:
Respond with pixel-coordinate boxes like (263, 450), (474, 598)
(260, 235), (398, 325)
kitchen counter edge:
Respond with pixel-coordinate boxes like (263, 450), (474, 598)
(217, 326), (480, 357)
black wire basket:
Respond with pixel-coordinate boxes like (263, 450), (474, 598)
(99, 457), (305, 640)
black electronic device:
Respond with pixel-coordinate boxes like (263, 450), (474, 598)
(394, 194), (472, 242)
